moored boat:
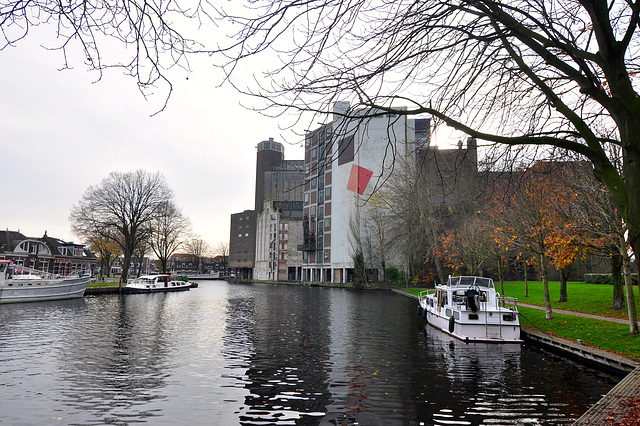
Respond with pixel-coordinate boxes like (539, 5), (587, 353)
(418, 276), (522, 343)
(124, 274), (191, 294)
(0, 260), (89, 304)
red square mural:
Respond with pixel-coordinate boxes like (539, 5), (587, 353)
(347, 164), (373, 195)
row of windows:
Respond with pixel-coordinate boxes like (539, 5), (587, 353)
(309, 205), (326, 219)
(304, 186), (331, 203)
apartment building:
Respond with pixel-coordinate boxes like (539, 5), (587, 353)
(300, 102), (429, 283)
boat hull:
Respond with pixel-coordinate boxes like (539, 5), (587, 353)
(0, 277), (89, 304)
(421, 304), (522, 343)
(124, 283), (191, 294)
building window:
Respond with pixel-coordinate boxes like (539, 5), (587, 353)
(311, 148), (317, 159)
(338, 135), (355, 165)
(318, 189), (324, 204)
(310, 205), (316, 216)
(304, 193), (309, 203)
(311, 178), (317, 188)
(325, 218), (331, 230)
(318, 205), (324, 219)
(325, 187), (331, 198)
(245, 233), (249, 237)
(238, 233), (242, 238)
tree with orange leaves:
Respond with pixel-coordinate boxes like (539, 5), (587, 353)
(494, 162), (581, 320)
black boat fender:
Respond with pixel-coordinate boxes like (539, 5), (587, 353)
(448, 316), (455, 333)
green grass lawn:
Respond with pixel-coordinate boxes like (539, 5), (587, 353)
(400, 282), (640, 361)
(501, 281), (639, 321)
(518, 306), (639, 361)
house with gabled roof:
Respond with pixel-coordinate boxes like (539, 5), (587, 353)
(0, 229), (97, 276)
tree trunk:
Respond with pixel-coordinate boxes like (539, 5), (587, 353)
(434, 253), (446, 284)
(624, 145), (640, 268)
(524, 263), (529, 297)
(558, 267), (569, 303)
(620, 237), (639, 334)
(611, 252), (625, 310)
(541, 253), (553, 320)
(120, 253), (132, 291)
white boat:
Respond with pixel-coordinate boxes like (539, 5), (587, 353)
(0, 260), (89, 304)
(124, 274), (191, 293)
(418, 276), (522, 343)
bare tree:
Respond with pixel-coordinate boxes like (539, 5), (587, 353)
(0, 0), (208, 110)
(7, 2), (640, 256)
(149, 201), (192, 274)
(184, 238), (210, 273)
(70, 170), (174, 287)
(214, 242), (229, 274)
(213, 0), (640, 275)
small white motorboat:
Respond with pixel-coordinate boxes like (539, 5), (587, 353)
(418, 276), (522, 343)
(0, 260), (89, 304)
(124, 274), (191, 294)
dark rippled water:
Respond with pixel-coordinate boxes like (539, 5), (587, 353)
(0, 282), (620, 425)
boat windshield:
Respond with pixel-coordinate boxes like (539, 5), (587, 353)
(449, 276), (494, 288)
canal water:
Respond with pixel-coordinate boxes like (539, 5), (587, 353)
(0, 282), (621, 425)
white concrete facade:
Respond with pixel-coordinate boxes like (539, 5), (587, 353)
(301, 102), (423, 283)
(255, 200), (304, 281)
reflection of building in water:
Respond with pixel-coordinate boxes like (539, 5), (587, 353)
(231, 287), (333, 424)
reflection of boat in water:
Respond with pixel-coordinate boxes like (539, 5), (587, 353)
(426, 331), (527, 425)
(0, 260), (89, 304)
(418, 276), (522, 343)
(124, 274), (191, 293)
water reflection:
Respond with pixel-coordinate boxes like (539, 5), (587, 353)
(236, 285), (332, 425)
(0, 283), (621, 425)
(53, 295), (172, 424)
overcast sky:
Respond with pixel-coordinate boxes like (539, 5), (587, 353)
(1, 30), (305, 250)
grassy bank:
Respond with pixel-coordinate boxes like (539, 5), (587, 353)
(500, 281), (639, 320)
(401, 282), (640, 361)
(88, 281), (120, 288)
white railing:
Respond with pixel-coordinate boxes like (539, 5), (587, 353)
(498, 296), (519, 311)
(13, 265), (85, 280)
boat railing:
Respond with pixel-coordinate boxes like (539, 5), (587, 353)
(13, 265), (85, 280)
(498, 296), (519, 311)
(418, 289), (435, 302)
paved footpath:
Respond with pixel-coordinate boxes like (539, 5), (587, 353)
(518, 302), (630, 324)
